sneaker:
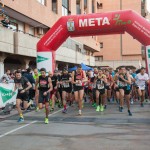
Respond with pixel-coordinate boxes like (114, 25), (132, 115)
(116, 99), (119, 104)
(50, 108), (54, 112)
(100, 105), (104, 112)
(35, 107), (39, 112)
(119, 106), (123, 112)
(78, 110), (82, 116)
(92, 103), (96, 107)
(62, 109), (67, 114)
(128, 110), (132, 116)
(45, 118), (49, 124)
(96, 105), (100, 112)
(58, 103), (62, 108)
(141, 103), (144, 107)
(17, 117), (24, 123)
(130, 99), (134, 105)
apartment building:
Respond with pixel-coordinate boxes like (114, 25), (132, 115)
(94, 0), (149, 69)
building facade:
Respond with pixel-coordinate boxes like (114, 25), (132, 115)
(0, 0), (100, 77)
(94, 0), (148, 69)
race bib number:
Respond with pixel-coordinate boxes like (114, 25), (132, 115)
(63, 83), (69, 88)
(93, 83), (96, 88)
(106, 83), (110, 86)
(97, 84), (104, 90)
(119, 82), (126, 87)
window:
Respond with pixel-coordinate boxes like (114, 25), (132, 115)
(100, 42), (103, 48)
(97, 2), (103, 9)
(76, 44), (81, 53)
(92, 0), (95, 13)
(84, 0), (87, 14)
(95, 56), (103, 61)
(29, 26), (35, 36)
(76, 0), (81, 14)
(52, 0), (58, 13)
(86, 50), (90, 55)
(37, 0), (46, 5)
(62, 0), (69, 16)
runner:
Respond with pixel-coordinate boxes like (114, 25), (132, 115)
(115, 66), (132, 116)
(33, 68), (41, 111)
(60, 68), (72, 113)
(91, 67), (99, 108)
(105, 69), (114, 108)
(13, 70), (32, 122)
(57, 70), (63, 108)
(72, 65), (87, 115)
(135, 67), (149, 107)
(95, 69), (107, 112)
(114, 69), (120, 104)
(48, 71), (58, 112)
(35, 68), (53, 124)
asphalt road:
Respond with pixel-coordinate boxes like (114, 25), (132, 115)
(0, 102), (150, 150)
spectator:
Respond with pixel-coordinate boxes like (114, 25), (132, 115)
(0, 69), (12, 83)
(1, 17), (10, 28)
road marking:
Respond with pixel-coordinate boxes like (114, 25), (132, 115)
(0, 121), (37, 138)
(0, 107), (68, 139)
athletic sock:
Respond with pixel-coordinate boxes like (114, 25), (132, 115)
(64, 104), (67, 110)
(20, 113), (24, 118)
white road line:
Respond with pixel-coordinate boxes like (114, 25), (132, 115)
(0, 107), (69, 139)
(0, 121), (37, 138)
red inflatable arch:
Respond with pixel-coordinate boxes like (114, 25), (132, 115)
(37, 10), (150, 75)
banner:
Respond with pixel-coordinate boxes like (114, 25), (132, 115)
(146, 45), (150, 76)
(37, 52), (53, 73)
(0, 83), (17, 108)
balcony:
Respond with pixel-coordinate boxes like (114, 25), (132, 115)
(0, 26), (14, 53)
(14, 32), (39, 57)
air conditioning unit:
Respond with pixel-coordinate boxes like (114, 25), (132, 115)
(37, 27), (44, 35)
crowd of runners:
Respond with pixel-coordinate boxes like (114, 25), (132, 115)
(10, 65), (149, 124)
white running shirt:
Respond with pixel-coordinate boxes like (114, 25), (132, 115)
(135, 73), (149, 90)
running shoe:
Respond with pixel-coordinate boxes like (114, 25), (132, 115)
(17, 117), (24, 123)
(58, 103), (62, 108)
(78, 110), (82, 116)
(119, 106), (123, 112)
(92, 103), (96, 107)
(45, 118), (49, 124)
(100, 105), (104, 112)
(141, 103), (144, 107)
(116, 99), (119, 104)
(130, 99), (134, 105)
(96, 105), (100, 112)
(50, 108), (54, 112)
(128, 110), (132, 116)
(62, 109), (67, 114)
(35, 107), (39, 112)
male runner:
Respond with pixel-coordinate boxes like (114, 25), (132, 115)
(14, 71), (32, 122)
(60, 68), (72, 113)
(35, 68), (53, 124)
(135, 67), (149, 107)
